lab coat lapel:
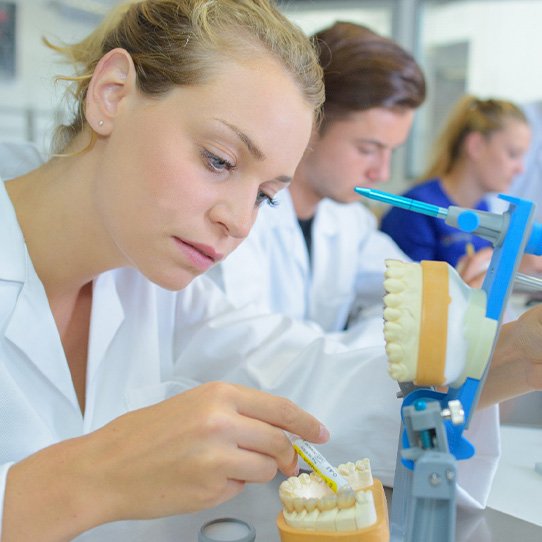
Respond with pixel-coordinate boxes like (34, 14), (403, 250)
(278, 190), (311, 279)
(0, 180), (80, 409)
(86, 271), (124, 389)
(309, 201), (349, 329)
(4, 276), (80, 410)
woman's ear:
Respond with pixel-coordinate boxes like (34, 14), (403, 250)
(85, 48), (137, 135)
(464, 131), (485, 160)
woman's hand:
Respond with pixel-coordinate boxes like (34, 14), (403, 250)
(479, 304), (542, 409)
(3, 382), (328, 541)
(456, 246), (493, 288)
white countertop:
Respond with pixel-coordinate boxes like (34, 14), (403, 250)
(487, 424), (542, 526)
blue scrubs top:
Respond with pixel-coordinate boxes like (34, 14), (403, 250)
(380, 179), (492, 267)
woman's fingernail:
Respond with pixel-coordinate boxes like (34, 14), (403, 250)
(319, 424), (330, 442)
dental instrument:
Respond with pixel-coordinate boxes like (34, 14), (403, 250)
(289, 436), (351, 493)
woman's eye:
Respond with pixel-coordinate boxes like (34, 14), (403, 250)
(256, 191), (278, 208)
(202, 149), (235, 173)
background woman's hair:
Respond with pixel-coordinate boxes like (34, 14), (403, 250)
(313, 21), (426, 131)
(422, 95), (528, 179)
(46, 0), (325, 153)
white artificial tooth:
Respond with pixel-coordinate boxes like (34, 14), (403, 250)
(298, 473), (311, 485)
(388, 362), (408, 380)
(318, 495), (337, 511)
(281, 495), (295, 512)
(356, 491), (370, 504)
(355, 492), (377, 530)
(385, 268), (403, 279)
(384, 326), (400, 342)
(383, 293), (401, 307)
(354, 460), (373, 488)
(337, 462), (354, 476)
(309, 471), (323, 484)
(316, 506), (337, 532)
(337, 488), (356, 509)
(293, 497), (305, 513)
(305, 497), (318, 512)
(384, 278), (404, 293)
(384, 307), (401, 321)
(355, 459), (371, 472)
(386, 343), (403, 362)
(279, 479), (295, 497)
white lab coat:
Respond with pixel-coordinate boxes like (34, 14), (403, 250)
(0, 179), (499, 540)
(209, 189), (409, 337)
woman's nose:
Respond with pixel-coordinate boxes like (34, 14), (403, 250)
(210, 191), (256, 240)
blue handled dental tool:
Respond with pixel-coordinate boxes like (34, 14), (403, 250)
(354, 187), (448, 218)
(355, 186), (510, 245)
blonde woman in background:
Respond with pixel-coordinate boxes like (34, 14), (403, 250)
(381, 95), (531, 278)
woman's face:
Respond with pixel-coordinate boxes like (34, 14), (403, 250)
(471, 119), (531, 194)
(94, 56), (313, 290)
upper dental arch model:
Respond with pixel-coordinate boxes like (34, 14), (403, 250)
(383, 259), (497, 388)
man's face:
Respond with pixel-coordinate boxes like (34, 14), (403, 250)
(297, 107), (414, 204)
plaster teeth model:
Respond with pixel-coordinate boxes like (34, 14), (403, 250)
(383, 259), (498, 387)
(278, 459), (376, 533)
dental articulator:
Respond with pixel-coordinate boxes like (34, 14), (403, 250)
(275, 187), (542, 542)
(359, 187), (542, 542)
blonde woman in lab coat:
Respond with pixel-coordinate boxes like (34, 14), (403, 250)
(2, 3), (542, 541)
(0, 1), (328, 539)
(209, 22), (423, 342)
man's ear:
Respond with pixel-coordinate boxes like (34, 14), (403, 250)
(85, 48), (137, 135)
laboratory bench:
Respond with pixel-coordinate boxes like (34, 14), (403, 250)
(107, 424), (540, 541)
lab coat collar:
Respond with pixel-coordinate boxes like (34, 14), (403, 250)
(0, 179), (27, 282)
(275, 189), (343, 237)
(4, 266), (82, 409)
(1, 178), (79, 407)
(1, 179), (125, 409)
(314, 199), (346, 237)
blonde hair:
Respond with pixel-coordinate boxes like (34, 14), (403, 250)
(46, 0), (324, 153)
(422, 95), (527, 180)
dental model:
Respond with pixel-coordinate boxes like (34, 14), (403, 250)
(277, 458), (389, 541)
(383, 259), (498, 387)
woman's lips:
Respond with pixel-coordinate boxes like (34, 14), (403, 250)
(173, 237), (222, 272)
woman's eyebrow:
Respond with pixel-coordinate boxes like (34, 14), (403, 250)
(355, 137), (386, 149)
(275, 175), (292, 184)
(216, 118), (266, 161)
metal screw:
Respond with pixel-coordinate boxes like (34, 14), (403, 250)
(441, 400), (465, 425)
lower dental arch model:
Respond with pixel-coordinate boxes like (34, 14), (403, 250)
(383, 259), (498, 387)
(278, 459), (384, 535)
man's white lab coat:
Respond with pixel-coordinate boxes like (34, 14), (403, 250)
(209, 189), (409, 336)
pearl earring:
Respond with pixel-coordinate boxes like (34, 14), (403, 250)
(98, 120), (104, 127)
